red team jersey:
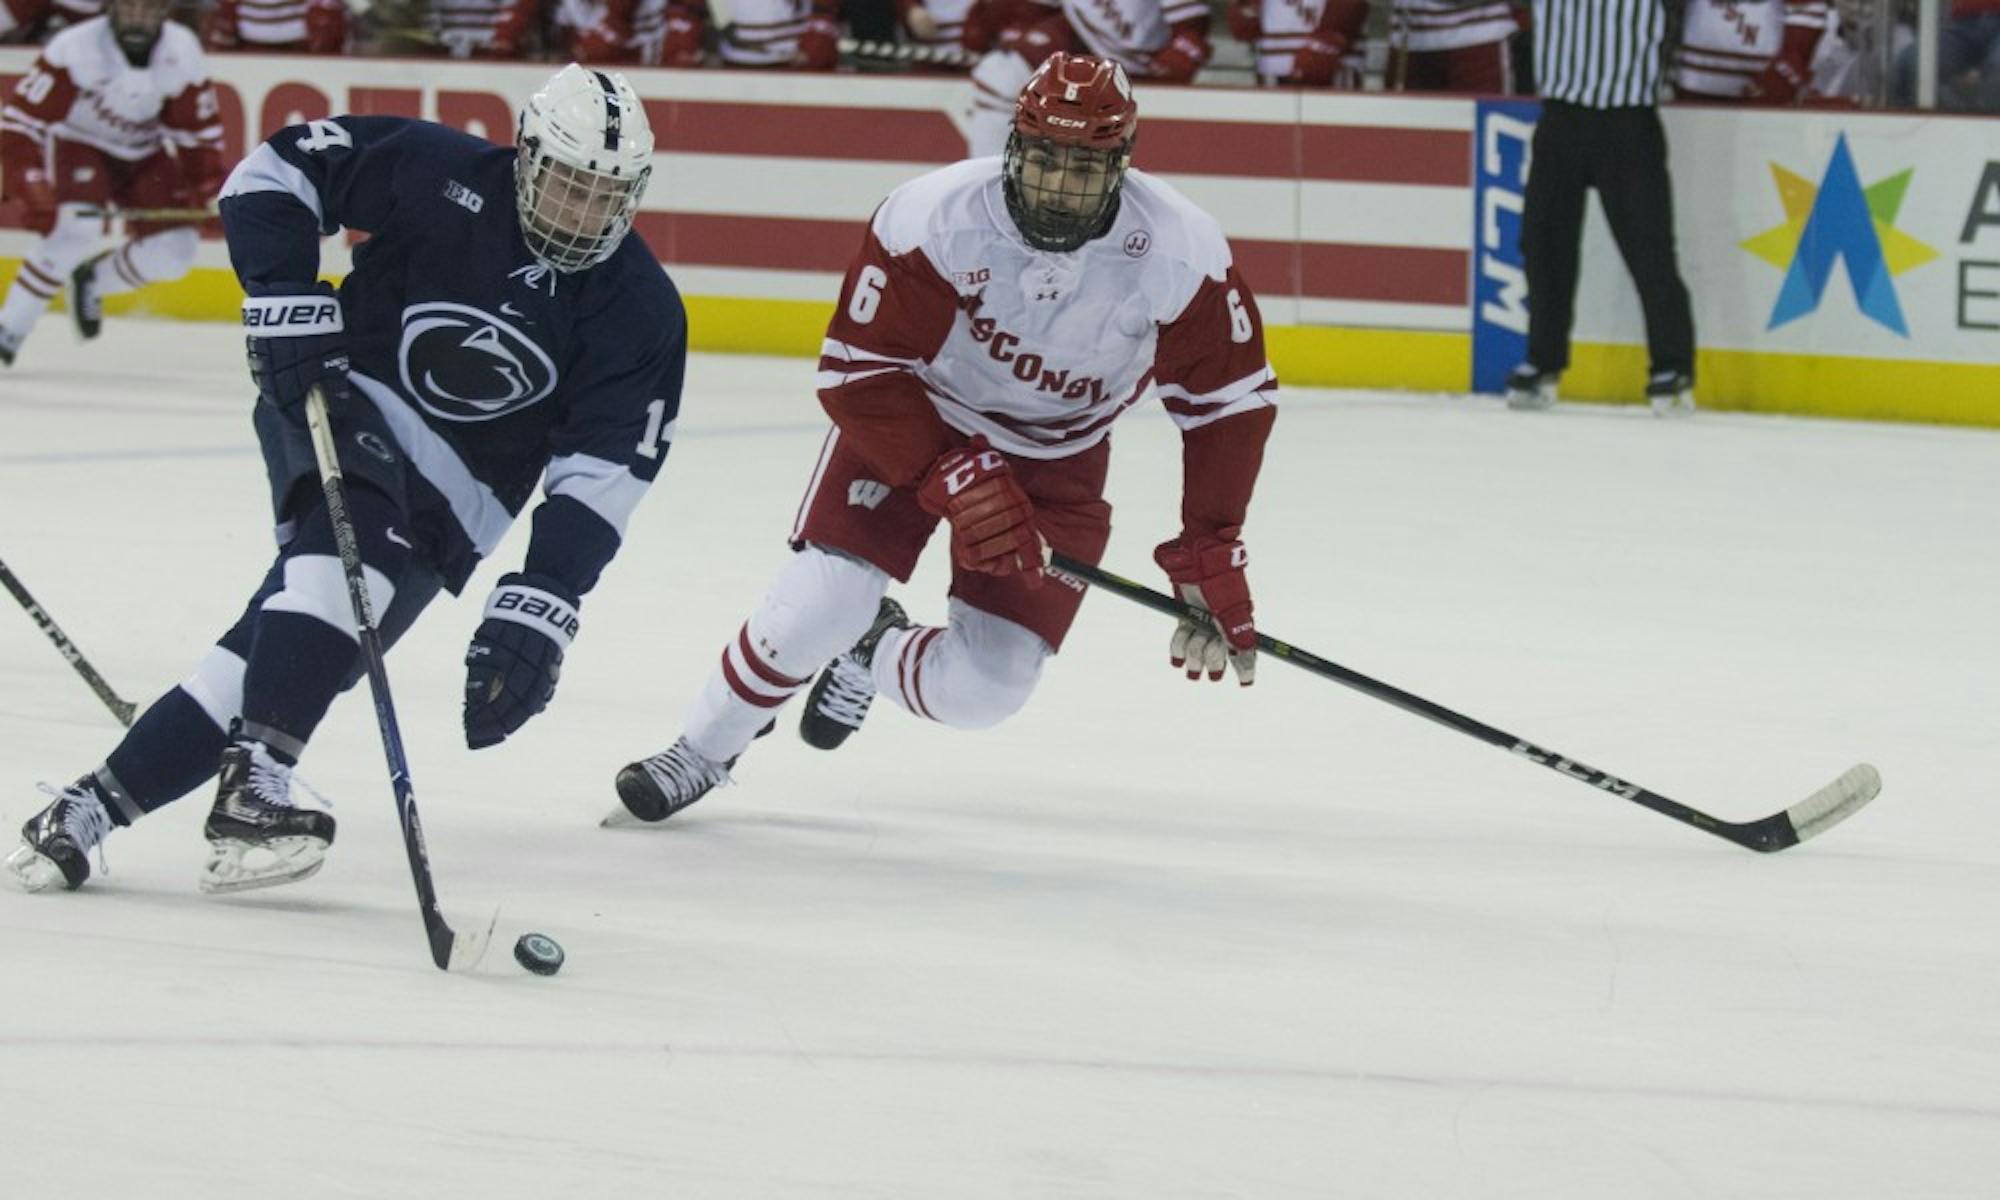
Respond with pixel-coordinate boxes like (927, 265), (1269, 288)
(815, 157), (1276, 533)
(1, 17), (221, 167)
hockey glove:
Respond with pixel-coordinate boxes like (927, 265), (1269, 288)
(797, 8), (839, 69)
(1154, 530), (1257, 686)
(463, 573), (579, 750)
(1745, 55), (1809, 105)
(1149, 31), (1210, 83)
(243, 281), (349, 414)
(1225, 0), (1260, 44)
(1287, 34), (1347, 87)
(917, 435), (1045, 585)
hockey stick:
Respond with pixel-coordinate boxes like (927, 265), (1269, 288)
(74, 205), (216, 223)
(1049, 553), (1881, 853)
(304, 387), (495, 971)
(839, 36), (974, 69)
(0, 556), (138, 726)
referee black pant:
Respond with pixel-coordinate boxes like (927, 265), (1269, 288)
(1522, 101), (1695, 379)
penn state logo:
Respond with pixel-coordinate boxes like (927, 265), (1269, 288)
(397, 302), (558, 423)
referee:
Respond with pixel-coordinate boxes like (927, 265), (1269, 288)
(1506, 0), (1697, 416)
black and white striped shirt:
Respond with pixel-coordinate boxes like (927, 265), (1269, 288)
(1533, 0), (1671, 108)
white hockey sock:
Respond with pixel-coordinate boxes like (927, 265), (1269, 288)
(681, 546), (886, 762)
(870, 600), (1048, 730)
(0, 206), (99, 339)
(91, 227), (198, 298)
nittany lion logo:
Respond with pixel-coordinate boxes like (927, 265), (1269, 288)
(397, 302), (557, 423)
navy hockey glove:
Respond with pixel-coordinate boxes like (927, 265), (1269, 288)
(243, 281), (349, 413)
(463, 573), (580, 750)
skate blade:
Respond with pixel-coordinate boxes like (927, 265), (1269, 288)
(599, 806), (667, 829)
(5, 845), (68, 893)
(199, 836), (329, 895)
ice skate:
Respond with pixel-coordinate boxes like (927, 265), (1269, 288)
(68, 251), (107, 340)
(1504, 363), (1558, 411)
(199, 741), (336, 894)
(799, 597), (910, 751)
(1646, 371), (1695, 417)
(6, 779), (113, 892)
(610, 737), (735, 825)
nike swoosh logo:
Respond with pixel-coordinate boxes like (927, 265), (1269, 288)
(386, 528), (413, 550)
(501, 302), (525, 317)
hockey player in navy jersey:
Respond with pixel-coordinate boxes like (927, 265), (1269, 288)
(7, 64), (686, 894)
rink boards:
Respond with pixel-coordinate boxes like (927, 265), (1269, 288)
(0, 51), (1993, 427)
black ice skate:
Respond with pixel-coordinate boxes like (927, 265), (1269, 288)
(68, 252), (107, 340)
(6, 779), (113, 892)
(799, 597), (910, 751)
(612, 737), (735, 824)
(200, 741), (336, 894)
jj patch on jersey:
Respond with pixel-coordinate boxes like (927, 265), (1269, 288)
(217, 115), (686, 594)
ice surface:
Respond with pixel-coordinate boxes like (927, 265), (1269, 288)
(2, 321), (1996, 1198)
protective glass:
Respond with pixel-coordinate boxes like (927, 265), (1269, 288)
(514, 153), (649, 273)
(1002, 133), (1131, 253)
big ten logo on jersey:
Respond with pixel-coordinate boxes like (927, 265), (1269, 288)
(443, 179), (484, 214)
(1471, 99), (1537, 393)
(397, 301), (558, 422)
(966, 315), (1110, 403)
(953, 268), (992, 289)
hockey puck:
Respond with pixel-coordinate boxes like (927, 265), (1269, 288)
(513, 932), (564, 976)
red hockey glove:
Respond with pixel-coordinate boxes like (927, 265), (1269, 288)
(572, 19), (628, 60)
(10, 165), (56, 234)
(1745, 55), (1808, 105)
(303, 0), (346, 52)
(797, 10), (839, 69)
(1153, 531), (1256, 685)
(661, 6), (704, 65)
(917, 436), (1045, 585)
(1149, 30), (1210, 82)
(1287, 33), (1347, 86)
(1225, 0), (1260, 44)
(177, 146), (226, 208)
(200, 0), (241, 49)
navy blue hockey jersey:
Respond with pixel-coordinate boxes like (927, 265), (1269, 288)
(217, 115), (685, 597)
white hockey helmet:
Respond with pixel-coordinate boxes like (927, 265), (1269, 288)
(515, 64), (655, 273)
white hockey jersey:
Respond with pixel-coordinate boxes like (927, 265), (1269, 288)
(1, 17), (217, 162)
(718, 0), (817, 65)
(1063, 0), (1206, 71)
(1675, 0), (1832, 99)
(818, 157), (1275, 462)
(1392, 0), (1518, 53)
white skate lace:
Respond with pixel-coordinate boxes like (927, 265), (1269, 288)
(242, 746), (333, 811)
(639, 740), (730, 805)
(815, 656), (876, 729)
(36, 780), (111, 876)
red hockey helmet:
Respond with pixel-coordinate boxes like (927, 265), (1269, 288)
(1003, 54), (1140, 252)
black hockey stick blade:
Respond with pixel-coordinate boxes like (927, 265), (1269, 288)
(1049, 552), (1882, 853)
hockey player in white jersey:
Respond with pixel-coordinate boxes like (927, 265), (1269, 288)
(1228, 0), (1369, 88)
(962, 0), (1212, 155)
(0, 0), (223, 363)
(1674, 0), (1834, 103)
(615, 53), (1278, 824)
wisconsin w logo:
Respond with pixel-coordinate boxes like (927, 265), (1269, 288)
(848, 480), (891, 510)
(397, 301), (558, 422)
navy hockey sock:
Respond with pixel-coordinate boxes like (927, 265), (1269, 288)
(98, 686), (232, 823)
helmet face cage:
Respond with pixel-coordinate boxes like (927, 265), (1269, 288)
(1002, 132), (1133, 253)
(513, 65), (655, 274)
(514, 145), (650, 273)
